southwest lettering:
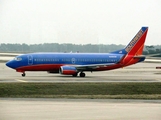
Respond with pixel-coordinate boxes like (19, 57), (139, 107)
(125, 30), (143, 52)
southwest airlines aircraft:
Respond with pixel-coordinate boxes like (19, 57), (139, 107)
(6, 27), (148, 77)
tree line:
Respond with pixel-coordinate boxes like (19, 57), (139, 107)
(0, 43), (124, 53)
(0, 43), (161, 55)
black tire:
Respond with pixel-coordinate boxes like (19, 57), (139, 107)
(80, 72), (85, 77)
(22, 73), (26, 77)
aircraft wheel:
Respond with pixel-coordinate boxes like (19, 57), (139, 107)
(22, 73), (26, 77)
(80, 72), (85, 77)
(72, 73), (78, 77)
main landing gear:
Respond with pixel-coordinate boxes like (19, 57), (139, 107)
(72, 72), (86, 77)
(79, 72), (85, 77)
(22, 72), (26, 77)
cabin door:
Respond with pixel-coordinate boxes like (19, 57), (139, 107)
(28, 55), (33, 65)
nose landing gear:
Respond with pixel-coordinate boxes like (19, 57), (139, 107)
(16, 70), (26, 77)
(22, 72), (26, 77)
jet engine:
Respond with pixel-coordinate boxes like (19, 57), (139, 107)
(59, 66), (77, 75)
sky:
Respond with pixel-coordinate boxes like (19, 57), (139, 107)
(0, 0), (161, 45)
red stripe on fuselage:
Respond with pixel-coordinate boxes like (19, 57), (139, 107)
(16, 63), (124, 73)
(16, 64), (63, 72)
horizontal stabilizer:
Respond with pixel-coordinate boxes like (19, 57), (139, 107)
(133, 55), (146, 58)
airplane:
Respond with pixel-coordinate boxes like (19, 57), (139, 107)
(6, 27), (148, 77)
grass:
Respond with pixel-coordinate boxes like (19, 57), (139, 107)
(0, 82), (161, 99)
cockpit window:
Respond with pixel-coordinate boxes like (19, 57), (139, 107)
(14, 57), (22, 61)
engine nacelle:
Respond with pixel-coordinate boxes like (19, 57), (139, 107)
(59, 66), (77, 75)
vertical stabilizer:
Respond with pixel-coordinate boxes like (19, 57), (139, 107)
(124, 27), (148, 55)
(120, 27), (148, 66)
(111, 27), (148, 56)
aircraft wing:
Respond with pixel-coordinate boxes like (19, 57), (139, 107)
(70, 63), (116, 70)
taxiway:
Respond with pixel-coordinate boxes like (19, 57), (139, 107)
(0, 98), (161, 120)
(1, 62), (161, 120)
(0, 62), (161, 82)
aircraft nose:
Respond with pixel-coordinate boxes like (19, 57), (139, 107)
(6, 60), (15, 69)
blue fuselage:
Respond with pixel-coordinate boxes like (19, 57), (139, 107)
(6, 52), (124, 71)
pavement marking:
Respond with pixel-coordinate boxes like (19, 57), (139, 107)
(15, 79), (27, 82)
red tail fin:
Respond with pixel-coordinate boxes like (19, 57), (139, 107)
(120, 27), (148, 66)
(125, 27), (148, 55)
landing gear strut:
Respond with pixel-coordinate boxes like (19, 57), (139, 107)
(79, 72), (85, 77)
(22, 72), (26, 77)
(72, 73), (78, 77)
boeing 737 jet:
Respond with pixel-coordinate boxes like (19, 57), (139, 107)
(6, 27), (148, 77)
